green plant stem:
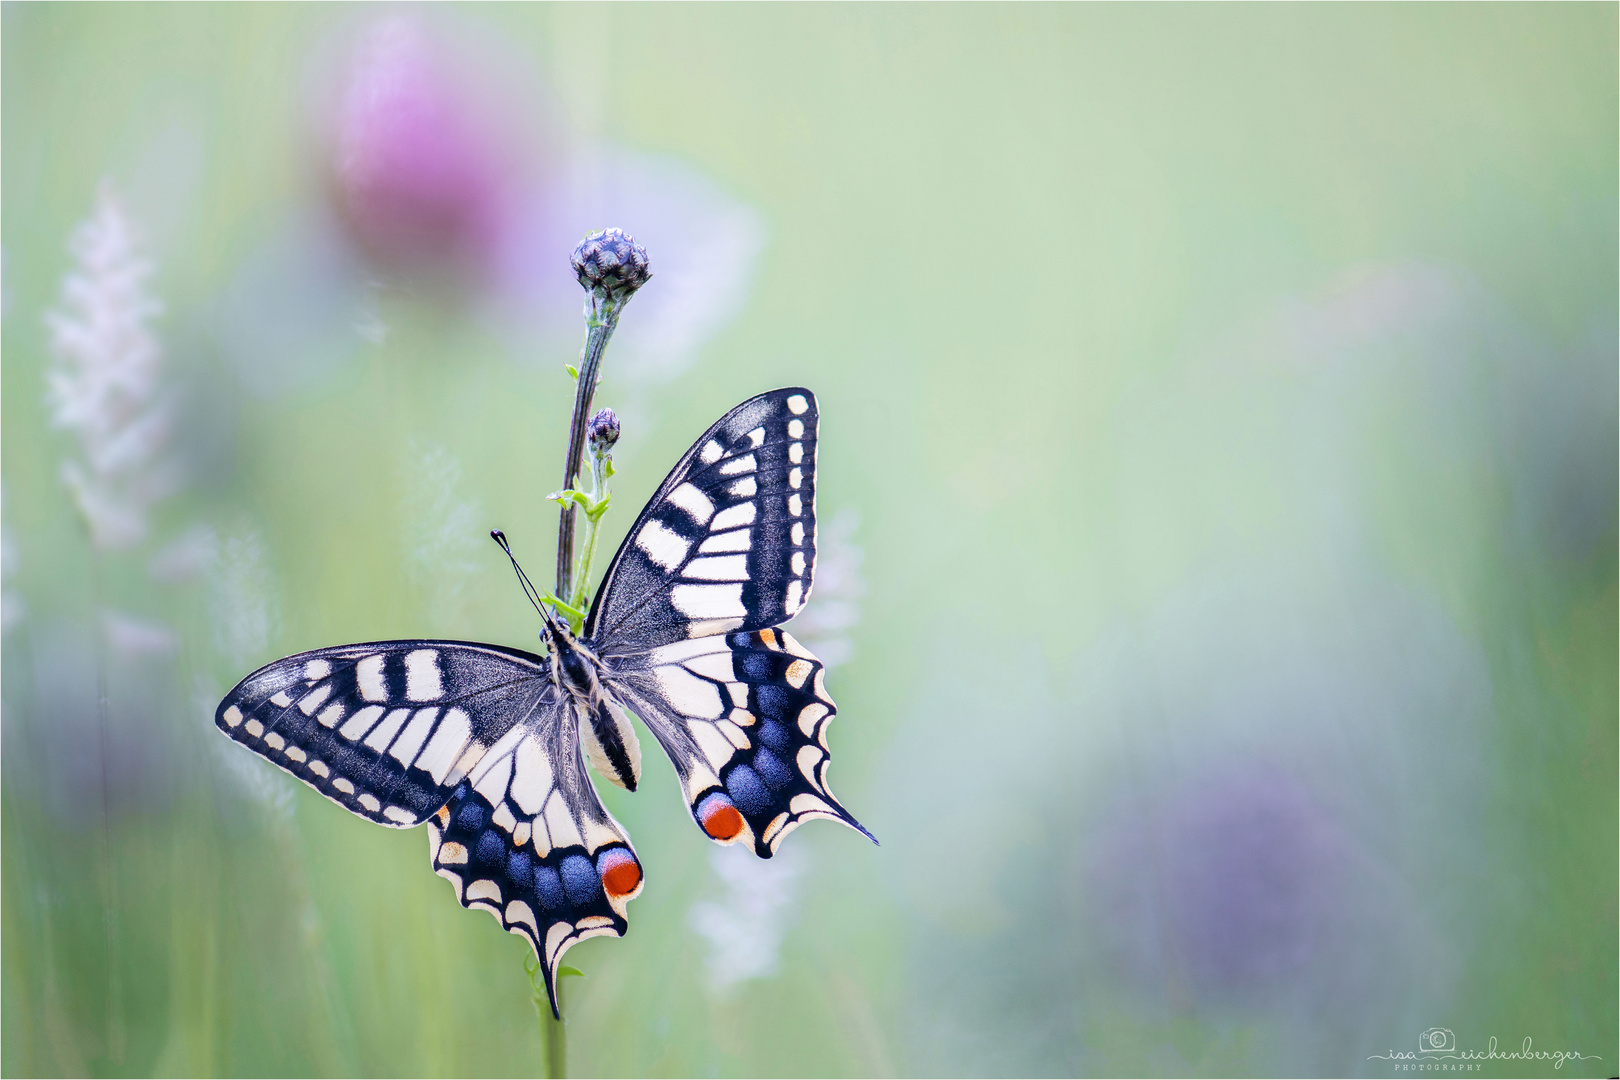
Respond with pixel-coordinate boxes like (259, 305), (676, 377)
(555, 295), (623, 600)
(567, 450), (614, 620)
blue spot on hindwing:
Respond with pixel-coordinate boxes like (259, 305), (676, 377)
(726, 763), (771, 815)
(475, 829), (506, 869)
(757, 720), (791, 752)
(560, 853), (601, 906)
(753, 747), (793, 791)
(533, 864), (566, 910)
(755, 684), (790, 719)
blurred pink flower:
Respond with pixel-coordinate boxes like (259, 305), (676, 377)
(329, 16), (522, 282)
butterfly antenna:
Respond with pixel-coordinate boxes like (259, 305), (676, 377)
(490, 530), (565, 633)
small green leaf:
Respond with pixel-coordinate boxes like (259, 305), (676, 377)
(603, 459), (616, 479)
(564, 363), (580, 381)
(558, 966), (587, 980)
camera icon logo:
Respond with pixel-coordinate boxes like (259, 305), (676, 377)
(1419, 1028), (1455, 1053)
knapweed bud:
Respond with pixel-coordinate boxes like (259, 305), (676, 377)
(587, 407), (621, 454)
(571, 229), (651, 302)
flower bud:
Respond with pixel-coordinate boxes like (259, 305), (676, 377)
(571, 229), (651, 302)
(587, 407), (621, 454)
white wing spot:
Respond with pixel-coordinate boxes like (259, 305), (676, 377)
(791, 552), (806, 576)
(339, 704), (385, 742)
(222, 705), (243, 728)
(493, 801), (517, 833)
(467, 879), (502, 904)
(474, 750), (514, 807)
(317, 701), (346, 728)
(789, 442), (804, 465)
(405, 649), (443, 701)
(303, 659), (331, 681)
(506, 900), (538, 933)
(787, 494), (803, 517)
(719, 454), (756, 476)
(510, 735), (554, 815)
(285, 746), (307, 763)
(785, 659), (814, 689)
(298, 684), (333, 716)
(785, 580), (803, 614)
(265, 733), (285, 751)
(544, 792), (586, 849)
(728, 476), (758, 499)
(787, 394), (809, 414)
(669, 482), (714, 525)
(245, 719), (264, 738)
(310, 760), (330, 778)
(691, 721), (738, 772)
(356, 655), (386, 702)
(683, 650), (737, 682)
(788, 419), (805, 438)
(636, 520), (691, 571)
(800, 705), (835, 738)
(416, 707), (472, 784)
(671, 583), (747, 619)
(791, 522), (805, 546)
(363, 708), (411, 752)
(334, 777), (355, 794)
(700, 439), (725, 464)
(717, 718), (751, 749)
(384, 806), (415, 824)
(390, 708), (438, 767)
(684, 555), (749, 581)
(655, 664), (725, 719)
(358, 793), (381, 812)
(746, 426), (766, 448)
(789, 468), (802, 490)
(711, 501), (757, 530)
(727, 683), (750, 708)
(698, 528), (751, 554)
(270, 691), (292, 708)
(438, 841), (469, 865)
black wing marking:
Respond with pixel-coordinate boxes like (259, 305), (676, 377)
(608, 628), (874, 857)
(426, 696), (642, 1017)
(584, 387), (820, 651)
(215, 641), (551, 827)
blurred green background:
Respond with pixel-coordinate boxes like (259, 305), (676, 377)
(3, 4), (1615, 1077)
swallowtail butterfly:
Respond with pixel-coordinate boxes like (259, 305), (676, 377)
(216, 387), (873, 1014)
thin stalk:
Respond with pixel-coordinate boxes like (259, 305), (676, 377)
(555, 296), (623, 600)
(90, 552), (125, 1063)
(567, 444), (614, 618)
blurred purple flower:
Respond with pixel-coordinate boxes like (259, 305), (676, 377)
(1088, 762), (1348, 996)
(328, 16), (522, 283)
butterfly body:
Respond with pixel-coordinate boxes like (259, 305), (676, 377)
(215, 388), (872, 1014)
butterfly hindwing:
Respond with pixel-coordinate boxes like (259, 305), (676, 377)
(216, 641), (551, 827)
(609, 628), (871, 857)
(427, 701), (643, 1016)
(585, 388), (820, 650)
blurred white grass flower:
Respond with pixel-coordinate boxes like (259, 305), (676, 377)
(402, 441), (482, 629)
(2, 487), (24, 632)
(789, 508), (865, 669)
(45, 182), (177, 551)
(99, 609), (178, 660)
(689, 843), (806, 993)
(208, 527), (280, 669)
(146, 523), (218, 585)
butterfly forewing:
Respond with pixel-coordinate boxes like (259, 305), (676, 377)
(427, 703), (642, 1015)
(609, 628), (871, 857)
(585, 388), (820, 651)
(215, 641), (552, 827)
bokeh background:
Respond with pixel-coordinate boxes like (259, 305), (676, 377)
(3, 5), (1615, 1078)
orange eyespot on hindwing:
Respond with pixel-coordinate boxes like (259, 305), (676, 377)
(696, 792), (745, 841)
(596, 847), (642, 900)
